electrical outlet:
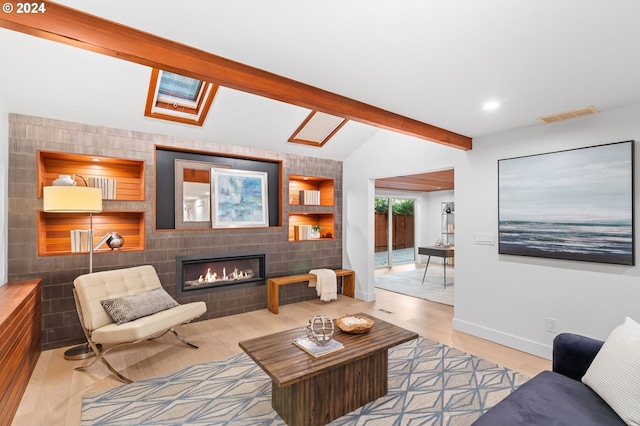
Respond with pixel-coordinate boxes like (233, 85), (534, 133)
(545, 317), (557, 333)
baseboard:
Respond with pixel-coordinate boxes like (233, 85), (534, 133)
(453, 318), (553, 360)
(355, 289), (376, 302)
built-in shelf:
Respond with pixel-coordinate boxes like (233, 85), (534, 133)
(288, 213), (335, 242)
(37, 211), (145, 256)
(287, 175), (336, 242)
(37, 150), (145, 200)
(288, 175), (334, 206)
(36, 150), (146, 257)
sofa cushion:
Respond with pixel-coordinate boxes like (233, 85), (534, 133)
(472, 371), (626, 426)
(92, 301), (207, 344)
(101, 288), (179, 325)
(74, 265), (164, 331)
(582, 316), (640, 426)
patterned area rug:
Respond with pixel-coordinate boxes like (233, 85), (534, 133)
(81, 337), (527, 425)
(375, 268), (454, 306)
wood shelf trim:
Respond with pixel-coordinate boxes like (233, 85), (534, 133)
(37, 211), (145, 256)
(288, 175), (335, 207)
(37, 151), (145, 201)
(288, 212), (335, 242)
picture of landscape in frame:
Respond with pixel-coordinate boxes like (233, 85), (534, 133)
(211, 168), (269, 228)
(498, 140), (635, 265)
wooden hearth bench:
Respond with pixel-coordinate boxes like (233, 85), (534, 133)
(267, 269), (355, 314)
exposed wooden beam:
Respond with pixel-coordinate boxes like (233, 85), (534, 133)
(0, 2), (472, 150)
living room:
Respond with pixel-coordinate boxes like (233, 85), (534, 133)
(2, 1), (640, 425)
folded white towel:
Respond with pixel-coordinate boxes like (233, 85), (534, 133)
(308, 269), (337, 302)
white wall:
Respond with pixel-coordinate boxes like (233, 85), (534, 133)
(343, 130), (464, 301)
(0, 97), (7, 286)
(344, 103), (640, 359)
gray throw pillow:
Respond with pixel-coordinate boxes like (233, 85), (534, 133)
(101, 288), (179, 325)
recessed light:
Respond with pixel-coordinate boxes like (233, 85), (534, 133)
(483, 101), (500, 111)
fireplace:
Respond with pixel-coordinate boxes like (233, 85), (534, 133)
(176, 252), (266, 297)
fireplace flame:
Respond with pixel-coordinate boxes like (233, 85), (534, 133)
(197, 266), (252, 284)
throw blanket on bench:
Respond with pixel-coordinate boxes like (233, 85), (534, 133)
(308, 269), (337, 301)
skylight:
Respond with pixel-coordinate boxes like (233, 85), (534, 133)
(158, 72), (203, 105)
(288, 111), (347, 147)
(145, 69), (218, 126)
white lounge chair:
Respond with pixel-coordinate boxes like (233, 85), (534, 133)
(72, 265), (207, 383)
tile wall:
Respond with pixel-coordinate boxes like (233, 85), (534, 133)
(7, 114), (343, 350)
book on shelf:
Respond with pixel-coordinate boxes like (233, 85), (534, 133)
(292, 335), (344, 358)
(70, 229), (90, 252)
(93, 233), (112, 251)
(294, 224), (312, 240)
(299, 190), (320, 205)
(88, 176), (117, 200)
(70, 230), (76, 253)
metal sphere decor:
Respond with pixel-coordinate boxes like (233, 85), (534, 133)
(305, 314), (335, 346)
(106, 232), (125, 250)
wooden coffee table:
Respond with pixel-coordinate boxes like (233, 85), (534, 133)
(239, 313), (418, 426)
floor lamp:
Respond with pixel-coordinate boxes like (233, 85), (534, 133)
(43, 184), (103, 360)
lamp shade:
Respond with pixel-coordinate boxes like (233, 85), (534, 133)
(43, 186), (103, 212)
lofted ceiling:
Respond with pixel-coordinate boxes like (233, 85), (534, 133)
(2, 1), (640, 163)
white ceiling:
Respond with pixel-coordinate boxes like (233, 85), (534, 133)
(2, 1), (640, 160)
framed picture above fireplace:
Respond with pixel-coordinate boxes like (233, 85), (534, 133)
(498, 140), (635, 265)
(211, 168), (269, 228)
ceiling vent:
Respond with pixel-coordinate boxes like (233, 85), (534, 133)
(537, 106), (599, 124)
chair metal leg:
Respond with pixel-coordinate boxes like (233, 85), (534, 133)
(170, 328), (199, 349)
(149, 327), (198, 348)
(75, 340), (134, 383)
(99, 358), (133, 384)
(73, 289), (134, 383)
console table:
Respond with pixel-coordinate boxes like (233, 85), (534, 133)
(418, 246), (454, 288)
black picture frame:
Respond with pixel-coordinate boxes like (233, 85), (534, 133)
(498, 140), (635, 265)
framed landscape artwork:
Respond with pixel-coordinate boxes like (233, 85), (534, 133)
(211, 168), (269, 228)
(498, 140), (635, 265)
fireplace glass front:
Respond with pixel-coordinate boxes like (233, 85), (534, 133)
(176, 253), (266, 297)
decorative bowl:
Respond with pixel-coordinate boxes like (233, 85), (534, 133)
(336, 315), (374, 334)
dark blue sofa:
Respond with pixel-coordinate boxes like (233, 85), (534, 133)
(472, 333), (625, 425)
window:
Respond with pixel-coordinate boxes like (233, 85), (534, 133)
(288, 111), (347, 147)
(145, 69), (218, 126)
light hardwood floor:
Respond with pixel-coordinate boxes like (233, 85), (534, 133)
(13, 287), (551, 426)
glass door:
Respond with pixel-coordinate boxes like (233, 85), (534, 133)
(391, 198), (415, 265)
(374, 197), (390, 268)
(374, 197), (416, 268)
